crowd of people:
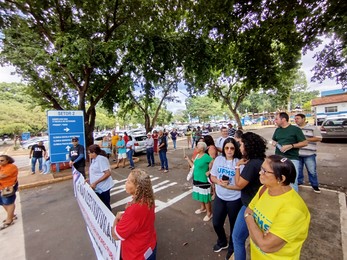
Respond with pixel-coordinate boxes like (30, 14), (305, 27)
(2, 113), (322, 259)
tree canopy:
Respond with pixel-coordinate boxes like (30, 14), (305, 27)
(0, 0), (184, 145)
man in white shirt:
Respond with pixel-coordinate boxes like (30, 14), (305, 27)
(215, 127), (229, 153)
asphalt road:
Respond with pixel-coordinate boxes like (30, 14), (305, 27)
(1, 127), (346, 260)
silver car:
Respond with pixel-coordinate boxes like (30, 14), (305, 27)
(320, 116), (347, 140)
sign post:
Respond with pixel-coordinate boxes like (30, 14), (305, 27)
(47, 110), (85, 163)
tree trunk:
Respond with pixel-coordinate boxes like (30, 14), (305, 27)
(144, 113), (152, 134)
(85, 107), (96, 148)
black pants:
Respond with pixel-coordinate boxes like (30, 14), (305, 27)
(212, 195), (242, 253)
(96, 189), (111, 211)
(75, 165), (86, 179)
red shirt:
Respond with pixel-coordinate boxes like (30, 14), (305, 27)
(123, 135), (129, 144)
(115, 203), (156, 260)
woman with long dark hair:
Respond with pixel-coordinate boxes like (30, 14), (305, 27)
(232, 132), (267, 260)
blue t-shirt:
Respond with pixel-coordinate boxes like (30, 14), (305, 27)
(117, 140), (126, 154)
(210, 155), (243, 201)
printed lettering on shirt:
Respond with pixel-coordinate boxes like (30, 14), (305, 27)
(217, 166), (235, 183)
(253, 207), (272, 232)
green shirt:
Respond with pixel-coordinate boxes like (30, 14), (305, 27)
(193, 153), (213, 183)
(272, 124), (306, 160)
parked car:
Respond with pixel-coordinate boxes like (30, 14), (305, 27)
(21, 137), (49, 149)
(320, 116), (347, 140)
(131, 134), (147, 154)
(94, 133), (147, 154)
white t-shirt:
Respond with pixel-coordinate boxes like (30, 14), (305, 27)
(210, 155), (243, 201)
(126, 140), (134, 152)
(215, 136), (228, 150)
(89, 155), (114, 193)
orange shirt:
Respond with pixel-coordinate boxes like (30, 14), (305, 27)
(111, 135), (119, 146)
(0, 163), (18, 189)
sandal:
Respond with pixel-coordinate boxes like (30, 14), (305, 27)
(0, 221), (14, 230)
(2, 214), (17, 223)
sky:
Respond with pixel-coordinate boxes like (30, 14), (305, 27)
(0, 46), (342, 113)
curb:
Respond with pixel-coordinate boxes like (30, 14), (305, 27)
(17, 157), (141, 190)
(18, 175), (73, 190)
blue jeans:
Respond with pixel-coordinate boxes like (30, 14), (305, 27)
(172, 139), (177, 149)
(146, 148), (155, 166)
(159, 150), (168, 170)
(232, 205), (248, 260)
(297, 154), (319, 187)
(126, 150), (134, 168)
(212, 195), (242, 254)
(290, 159), (299, 192)
(31, 157), (43, 173)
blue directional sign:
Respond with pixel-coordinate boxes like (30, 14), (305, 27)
(47, 110), (86, 163)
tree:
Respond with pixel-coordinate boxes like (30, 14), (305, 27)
(0, 82), (47, 136)
(0, 0), (184, 146)
(185, 96), (224, 122)
(117, 97), (173, 129)
(310, 0), (347, 88)
(180, 0), (328, 128)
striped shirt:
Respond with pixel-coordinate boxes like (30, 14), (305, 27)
(298, 124), (322, 156)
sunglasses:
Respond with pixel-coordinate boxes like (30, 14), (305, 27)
(0, 160), (5, 162)
(224, 146), (235, 151)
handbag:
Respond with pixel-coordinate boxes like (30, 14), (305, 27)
(1, 186), (15, 198)
(186, 166), (194, 181)
(186, 154), (199, 181)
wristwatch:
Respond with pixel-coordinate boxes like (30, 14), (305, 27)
(244, 213), (251, 219)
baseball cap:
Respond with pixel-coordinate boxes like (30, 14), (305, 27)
(71, 137), (79, 141)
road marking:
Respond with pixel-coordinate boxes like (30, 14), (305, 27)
(110, 177), (191, 213)
(155, 189), (193, 213)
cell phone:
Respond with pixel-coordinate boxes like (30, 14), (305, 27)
(222, 175), (230, 181)
(276, 143), (282, 150)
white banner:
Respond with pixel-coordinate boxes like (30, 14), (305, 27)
(73, 169), (121, 260)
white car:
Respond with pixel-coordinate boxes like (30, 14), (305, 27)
(22, 137), (49, 149)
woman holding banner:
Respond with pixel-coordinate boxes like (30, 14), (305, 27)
(87, 144), (114, 211)
(112, 169), (157, 260)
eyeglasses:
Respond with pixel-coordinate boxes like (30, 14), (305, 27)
(260, 166), (274, 175)
(224, 146), (235, 151)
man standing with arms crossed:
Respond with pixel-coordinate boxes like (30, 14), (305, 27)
(295, 113), (322, 193)
(272, 112), (308, 192)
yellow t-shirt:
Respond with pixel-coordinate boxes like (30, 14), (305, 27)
(111, 135), (119, 146)
(248, 187), (310, 260)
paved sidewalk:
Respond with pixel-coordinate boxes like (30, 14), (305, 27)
(1, 135), (347, 259)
